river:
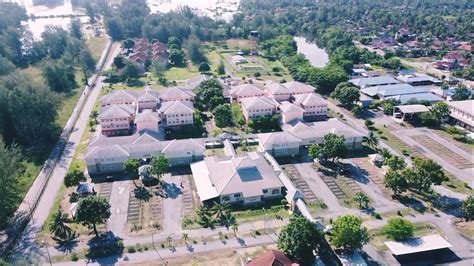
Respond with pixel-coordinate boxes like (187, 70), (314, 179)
(294, 36), (329, 68)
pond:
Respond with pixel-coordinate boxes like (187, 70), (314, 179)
(294, 36), (329, 68)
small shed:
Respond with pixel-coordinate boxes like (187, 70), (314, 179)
(231, 55), (247, 65)
(393, 104), (429, 120)
(384, 234), (452, 257)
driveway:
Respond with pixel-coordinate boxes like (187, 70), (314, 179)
(293, 162), (347, 213)
(161, 174), (184, 234)
(107, 180), (131, 237)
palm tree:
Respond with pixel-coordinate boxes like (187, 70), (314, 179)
(211, 202), (231, 223)
(166, 236), (173, 247)
(363, 131), (379, 150)
(354, 192), (370, 209)
(182, 233), (189, 244)
(231, 223), (239, 237)
(49, 210), (73, 240)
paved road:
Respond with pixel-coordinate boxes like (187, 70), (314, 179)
(10, 41), (121, 262)
(293, 162), (347, 212)
(161, 174), (184, 234)
(107, 180), (131, 237)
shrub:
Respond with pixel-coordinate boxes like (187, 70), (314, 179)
(128, 246), (136, 253)
(71, 253), (79, 261)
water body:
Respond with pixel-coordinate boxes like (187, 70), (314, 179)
(294, 36), (329, 68)
(147, 0), (239, 21)
(10, 0), (85, 39)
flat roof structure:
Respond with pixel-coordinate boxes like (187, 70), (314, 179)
(384, 234), (452, 256)
(394, 104), (429, 114)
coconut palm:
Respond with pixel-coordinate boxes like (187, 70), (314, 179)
(231, 223), (239, 237)
(211, 202), (231, 223)
(49, 210), (73, 240)
(166, 236), (173, 247)
(354, 192), (370, 209)
(379, 148), (392, 163)
(182, 233), (189, 244)
(363, 131), (379, 150)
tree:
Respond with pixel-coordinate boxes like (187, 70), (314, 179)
(0, 56), (15, 76)
(195, 79), (225, 111)
(64, 169), (86, 187)
(330, 214), (369, 250)
(195, 205), (214, 228)
(383, 217), (414, 241)
(41, 60), (77, 92)
(354, 192), (369, 209)
(198, 62), (210, 72)
(217, 61), (226, 75)
(69, 19), (83, 40)
(231, 223), (239, 237)
(384, 169), (408, 195)
(124, 159), (140, 177)
(363, 131), (379, 150)
(308, 143), (321, 159)
(168, 49), (185, 66)
(49, 210), (73, 239)
(167, 37), (181, 50)
(277, 215), (323, 264)
(451, 86), (471, 101)
(105, 17), (123, 40)
(0, 140), (23, 229)
(152, 60), (168, 76)
(182, 233), (189, 244)
(310, 133), (348, 162)
(408, 158), (447, 193)
(330, 82), (360, 108)
(75, 196), (111, 238)
(213, 104), (233, 128)
(113, 55), (125, 69)
(461, 196), (474, 221)
(211, 202), (231, 223)
(385, 155), (406, 171)
(430, 102), (450, 122)
(185, 37), (207, 65)
(119, 60), (141, 80)
(151, 156), (168, 179)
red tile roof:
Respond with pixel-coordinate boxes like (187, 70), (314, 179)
(247, 250), (299, 266)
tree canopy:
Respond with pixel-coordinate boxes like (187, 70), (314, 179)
(195, 79), (225, 111)
(330, 214), (369, 250)
(75, 196), (111, 238)
(383, 217), (414, 241)
(461, 196), (474, 221)
(213, 104), (234, 128)
(330, 82), (360, 108)
(309, 133), (348, 162)
(277, 215), (323, 264)
(0, 140), (23, 229)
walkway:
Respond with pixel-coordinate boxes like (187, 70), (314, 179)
(161, 174), (184, 234)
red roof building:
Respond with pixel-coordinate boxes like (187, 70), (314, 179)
(247, 249), (300, 266)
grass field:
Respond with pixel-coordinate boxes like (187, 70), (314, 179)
(369, 222), (440, 251)
(86, 36), (108, 61)
(163, 66), (201, 80)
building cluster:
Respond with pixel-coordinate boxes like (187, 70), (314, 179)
(349, 69), (445, 106)
(126, 38), (168, 68)
(231, 81), (328, 123)
(366, 31), (472, 71)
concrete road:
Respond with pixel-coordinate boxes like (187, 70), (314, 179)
(161, 174), (184, 234)
(107, 180), (132, 237)
(10, 41), (121, 262)
(293, 162), (347, 213)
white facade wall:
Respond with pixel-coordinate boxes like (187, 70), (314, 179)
(100, 117), (132, 135)
(165, 112), (194, 126)
(138, 100), (158, 110)
(270, 92), (291, 102)
(281, 110), (304, 124)
(136, 120), (158, 132)
(242, 106), (275, 121)
(302, 103), (328, 117)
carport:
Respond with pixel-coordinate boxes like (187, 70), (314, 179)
(393, 104), (429, 121)
(385, 234), (452, 258)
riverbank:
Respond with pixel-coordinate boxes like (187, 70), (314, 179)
(294, 36), (329, 68)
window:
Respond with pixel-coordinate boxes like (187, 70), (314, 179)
(222, 196), (230, 202)
(262, 189), (268, 194)
(234, 193), (240, 198)
(272, 189), (280, 195)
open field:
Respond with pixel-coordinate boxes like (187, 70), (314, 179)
(86, 36), (108, 61)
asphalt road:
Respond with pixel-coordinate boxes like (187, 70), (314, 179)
(11, 41), (121, 262)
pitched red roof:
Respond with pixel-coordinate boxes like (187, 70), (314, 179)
(247, 250), (299, 266)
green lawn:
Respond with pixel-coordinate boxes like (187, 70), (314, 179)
(369, 222), (440, 251)
(163, 67), (201, 81)
(86, 36), (108, 61)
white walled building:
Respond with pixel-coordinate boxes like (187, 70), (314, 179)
(279, 102), (304, 124)
(265, 82), (291, 102)
(241, 96), (278, 121)
(158, 101), (195, 126)
(230, 84), (266, 102)
(292, 93), (328, 121)
(98, 104), (136, 136)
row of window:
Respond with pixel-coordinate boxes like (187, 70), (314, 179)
(168, 120), (193, 124)
(249, 109), (273, 113)
(167, 113), (192, 117)
(101, 118), (129, 122)
(305, 105), (327, 108)
(102, 124), (129, 129)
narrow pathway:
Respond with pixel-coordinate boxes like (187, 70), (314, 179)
(107, 180), (131, 237)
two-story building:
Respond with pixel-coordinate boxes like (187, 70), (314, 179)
(265, 82), (290, 102)
(98, 104), (136, 136)
(136, 87), (160, 111)
(160, 87), (195, 103)
(282, 81), (315, 96)
(190, 152), (285, 205)
(279, 102), (305, 124)
(292, 93), (328, 121)
(240, 96), (278, 121)
(230, 84), (266, 102)
(158, 100), (195, 126)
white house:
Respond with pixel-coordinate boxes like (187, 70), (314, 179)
(159, 101), (195, 126)
(231, 55), (248, 65)
(447, 100), (474, 132)
(257, 132), (302, 157)
(240, 96), (278, 121)
(100, 90), (137, 107)
(190, 152), (284, 204)
(137, 87), (160, 111)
